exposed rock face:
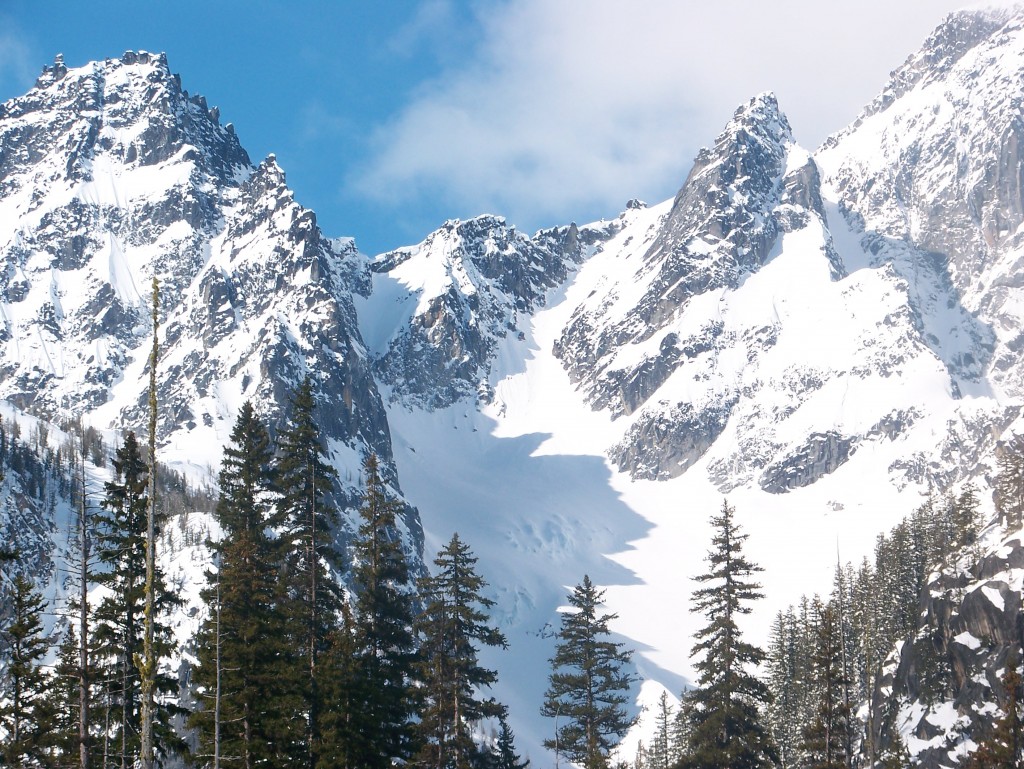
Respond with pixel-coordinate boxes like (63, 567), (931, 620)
(0, 52), (420, 569)
(546, 94), (874, 483)
(760, 431), (858, 493)
(868, 527), (1024, 769)
(817, 10), (1024, 393)
(556, 94), (824, 417)
(608, 396), (737, 481)
(521, 8), (1024, 491)
(365, 215), (592, 409)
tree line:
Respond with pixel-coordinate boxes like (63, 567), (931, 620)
(6, 390), (1024, 769)
(0, 378), (529, 769)
(624, 481), (1024, 769)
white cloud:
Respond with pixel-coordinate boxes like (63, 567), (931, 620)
(350, 0), (1017, 232)
(0, 26), (38, 96)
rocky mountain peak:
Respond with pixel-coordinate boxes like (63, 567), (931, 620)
(1, 50), (250, 204)
(363, 214), (589, 409)
(552, 92), (825, 482)
(817, 7), (1024, 401)
(644, 90), (796, 271)
(723, 90), (790, 142)
(0, 52), (415, 568)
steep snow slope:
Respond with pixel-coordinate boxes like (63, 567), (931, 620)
(378, 197), (955, 759)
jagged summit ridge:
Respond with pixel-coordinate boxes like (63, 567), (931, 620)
(644, 91), (796, 269)
(542, 92), (868, 483)
(813, 5), (1024, 489)
(361, 214), (591, 409)
(825, 7), (1019, 144)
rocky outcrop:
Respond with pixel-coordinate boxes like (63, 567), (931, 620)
(608, 395), (737, 481)
(556, 93), (815, 410)
(760, 431), (858, 493)
(368, 215), (593, 409)
(868, 528), (1024, 769)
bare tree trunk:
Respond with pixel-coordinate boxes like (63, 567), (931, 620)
(103, 676), (111, 769)
(139, 276), (159, 769)
(79, 438), (91, 769)
(215, 564), (222, 769)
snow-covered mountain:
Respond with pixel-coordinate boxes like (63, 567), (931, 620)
(0, 51), (420, 563)
(361, 6), (1024, 760)
(7, 7), (1024, 764)
(360, 215), (593, 409)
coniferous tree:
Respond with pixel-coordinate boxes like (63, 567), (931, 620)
(877, 729), (910, 769)
(140, 275), (159, 769)
(829, 565), (856, 767)
(350, 453), (417, 769)
(192, 402), (301, 768)
(414, 533), (507, 769)
(669, 690), (695, 767)
(71, 431), (94, 769)
(647, 691), (672, 769)
(276, 377), (344, 769)
(91, 432), (182, 768)
(995, 439), (1024, 530)
(492, 712), (529, 769)
(92, 432), (148, 769)
(0, 573), (56, 768)
(318, 600), (362, 769)
(952, 485), (982, 549)
(634, 742), (648, 769)
(683, 500), (776, 769)
(541, 575), (634, 769)
(765, 609), (804, 769)
(801, 601), (853, 769)
(51, 625), (87, 765)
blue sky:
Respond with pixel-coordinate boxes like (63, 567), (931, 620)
(0, 0), (999, 255)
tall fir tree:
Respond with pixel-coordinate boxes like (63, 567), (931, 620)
(192, 402), (302, 768)
(647, 690), (673, 769)
(0, 572), (56, 768)
(350, 453), (417, 769)
(50, 625), (85, 765)
(765, 608), (805, 769)
(318, 600), (362, 769)
(669, 690), (696, 767)
(139, 274), (159, 769)
(92, 432), (148, 769)
(72, 431), (94, 769)
(492, 712), (529, 769)
(801, 600), (853, 769)
(995, 439), (1024, 530)
(413, 533), (507, 769)
(683, 500), (776, 769)
(541, 575), (634, 769)
(90, 432), (182, 768)
(276, 377), (344, 769)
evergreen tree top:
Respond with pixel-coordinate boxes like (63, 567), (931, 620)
(541, 575), (634, 769)
(683, 500), (775, 769)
